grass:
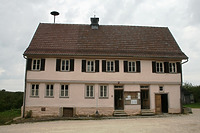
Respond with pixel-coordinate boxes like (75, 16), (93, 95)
(183, 103), (200, 108)
(0, 109), (21, 125)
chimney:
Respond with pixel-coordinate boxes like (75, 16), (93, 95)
(90, 17), (99, 29)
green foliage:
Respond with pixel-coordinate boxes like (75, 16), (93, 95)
(0, 109), (21, 125)
(0, 90), (23, 112)
(25, 110), (32, 118)
(183, 103), (200, 108)
(183, 82), (200, 103)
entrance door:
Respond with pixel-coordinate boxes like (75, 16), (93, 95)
(63, 108), (73, 117)
(141, 90), (150, 109)
(114, 90), (124, 110)
(155, 94), (168, 114)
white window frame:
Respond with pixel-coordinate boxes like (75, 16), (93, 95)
(60, 84), (69, 97)
(86, 60), (95, 72)
(61, 59), (70, 71)
(99, 85), (108, 98)
(156, 62), (164, 73)
(32, 59), (41, 70)
(31, 84), (39, 97)
(169, 62), (177, 73)
(46, 84), (54, 97)
(85, 85), (94, 98)
(106, 60), (115, 72)
(128, 61), (136, 72)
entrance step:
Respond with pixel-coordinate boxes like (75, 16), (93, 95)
(113, 110), (128, 117)
(141, 109), (155, 116)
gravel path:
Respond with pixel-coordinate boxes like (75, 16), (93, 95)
(0, 109), (200, 133)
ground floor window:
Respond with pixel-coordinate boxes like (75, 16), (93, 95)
(31, 84), (39, 97)
(99, 85), (108, 98)
(46, 84), (54, 97)
(85, 85), (94, 98)
(60, 85), (69, 97)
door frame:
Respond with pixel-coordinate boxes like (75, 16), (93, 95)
(155, 93), (169, 114)
(114, 89), (124, 110)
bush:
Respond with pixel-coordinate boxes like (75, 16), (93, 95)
(25, 110), (32, 118)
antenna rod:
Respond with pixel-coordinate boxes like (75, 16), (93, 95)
(50, 11), (59, 23)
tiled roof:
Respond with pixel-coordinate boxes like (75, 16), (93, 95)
(24, 23), (188, 59)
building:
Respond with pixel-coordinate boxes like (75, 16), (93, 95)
(22, 17), (188, 117)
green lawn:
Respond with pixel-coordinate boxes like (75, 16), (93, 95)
(183, 103), (200, 108)
(0, 109), (21, 125)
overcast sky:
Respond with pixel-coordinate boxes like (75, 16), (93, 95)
(0, 0), (199, 92)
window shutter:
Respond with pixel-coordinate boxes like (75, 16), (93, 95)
(40, 59), (45, 71)
(70, 59), (74, 71)
(176, 62), (182, 73)
(27, 58), (32, 70)
(152, 61), (156, 73)
(95, 60), (99, 72)
(115, 60), (119, 72)
(136, 61), (141, 72)
(82, 60), (86, 72)
(56, 59), (61, 71)
(164, 62), (169, 73)
(124, 61), (128, 72)
(102, 60), (106, 72)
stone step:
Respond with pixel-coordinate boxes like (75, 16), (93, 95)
(113, 110), (128, 117)
(141, 109), (155, 116)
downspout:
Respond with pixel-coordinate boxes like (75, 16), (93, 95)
(22, 55), (28, 118)
(180, 58), (189, 113)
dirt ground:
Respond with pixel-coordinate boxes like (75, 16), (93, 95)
(0, 109), (200, 133)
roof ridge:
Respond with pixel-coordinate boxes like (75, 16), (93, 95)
(39, 23), (168, 28)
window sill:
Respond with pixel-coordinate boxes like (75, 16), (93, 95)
(45, 96), (54, 98)
(85, 97), (95, 99)
(30, 96), (39, 98)
(59, 96), (69, 98)
(85, 71), (96, 73)
(99, 97), (109, 99)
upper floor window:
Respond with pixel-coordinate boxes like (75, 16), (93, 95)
(82, 60), (99, 72)
(32, 59), (41, 70)
(27, 58), (45, 71)
(99, 85), (108, 98)
(46, 84), (54, 97)
(31, 84), (39, 97)
(128, 61), (136, 72)
(60, 84), (69, 97)
(156, 62), (164, 73)
(56, 59), (74, 72)
(61, 59), (70, 71)
(102, 60), (119, 72)
(107, 61), (115, 72)
(87, 60), (95, 72)
(124, 61), (140, 73)
(169, 62), (176, 73)
(85, 85), (94, 98)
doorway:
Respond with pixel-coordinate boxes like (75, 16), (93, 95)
(114, 90), (124, 110)
(155, 94), (168, 114)
(141, 90), (150, 109)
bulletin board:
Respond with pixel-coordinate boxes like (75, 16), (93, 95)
(124, 91), (141, 105)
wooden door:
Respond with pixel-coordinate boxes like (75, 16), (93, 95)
(63, 108), (73, 117)
(141, 90), (150, 109)
(114, 90), (124, 110)
(155, 94), (162, 114)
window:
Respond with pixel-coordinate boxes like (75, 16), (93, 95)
(61, 85), (69, 97)
(156, 62), (164, 73)
(46, 84), (54, 97)
(159, 86), (164, 91)
(169, 62), (176, 73)
(61, 59), (70, 71)
(128, 61), (136, 72)
(31, 84), (39, 97)
(99, 85), (108, 98)
(32, 59), (41, 70)
(87, 60), (95, 72)
(107, 61), (115, 72)
(85, 85), (94, 98)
